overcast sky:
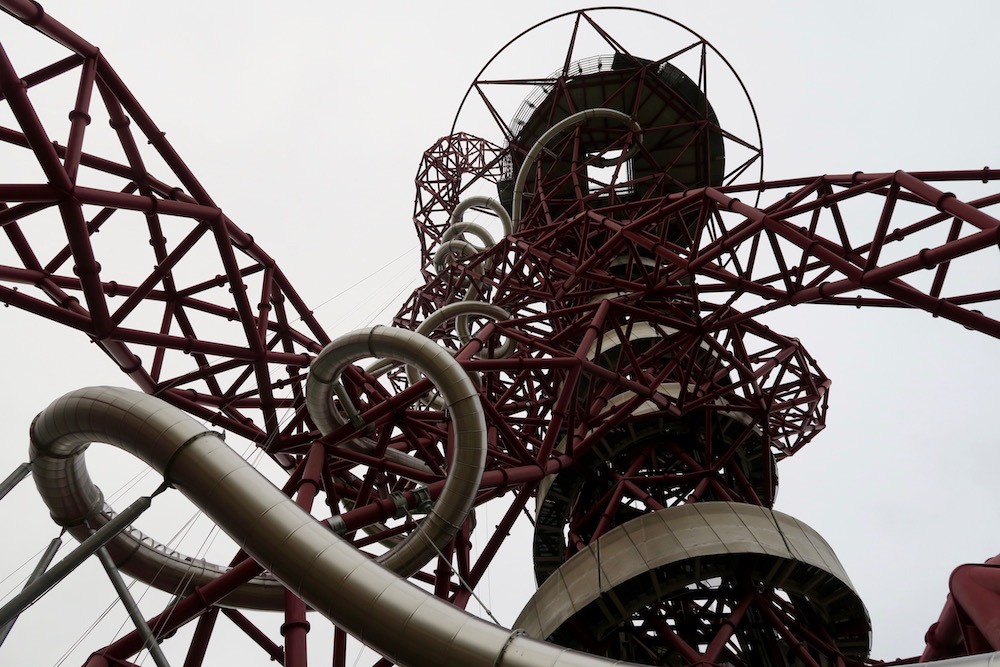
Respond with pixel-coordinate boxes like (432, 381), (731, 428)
(1, 2), (999, 665)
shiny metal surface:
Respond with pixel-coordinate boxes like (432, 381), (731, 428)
(29, 389), (286, 609)
(923, 654), (1000, 667)
(305, 326), (487, 577)
(30, 386), (647, 666)
(516, 502), (870, 660)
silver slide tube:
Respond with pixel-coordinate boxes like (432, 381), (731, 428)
(370, 304), (512, 414)
(402, 301), (511, 411)
(432, 238), (482, 274)
(28, 404), (286, 610)
(433, 195), (511, 276)
(447, 195), (513, 239)
(30, 386), (642, 666)
(921, 655), (1000, 667)
(410, 301), (513, 386)
(441, 222), (495, 249)
(305, 326), (487, 577)
(452, 299), (514, 359)
(440, 196), (513, 346)
(511, 108), (642, 231)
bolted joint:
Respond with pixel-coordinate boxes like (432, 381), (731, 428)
(279, 618), (311, 637)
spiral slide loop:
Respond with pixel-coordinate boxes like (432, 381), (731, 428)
(305, 326), (487, 577)
(511, 107), (643, 230)
(30, 386), (649, 666)
(401, 301), (513, 411)
(29, 387), (286, 609)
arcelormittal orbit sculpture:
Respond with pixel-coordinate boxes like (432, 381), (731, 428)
(0, 5), (999, 666)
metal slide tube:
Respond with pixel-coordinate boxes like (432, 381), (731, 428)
(921, 655), (1000, 667)
(414, 300), (512, 356)
(433, 196), (509, 278)
(438, 196), (512, 349)
(441, 221), (495, 248)
(433, 238), (482, 273)
(306, 326), (486, 577)
(31, 386), (645, 666)
(29, 413), (286, 610)
(407, 302), (512, 410)
(26, 324), (486, 612)
(447, 195), (513, 238)
(511, 108), (642, 230)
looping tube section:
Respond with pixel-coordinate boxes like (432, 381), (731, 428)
(305, 325), (487, 577)
(29, 386), (648, 667)
(511, 107), (643, 229)
(412, 300), (513, 367)
(28, 388), (286, 610)
(434, 196), (515, 355)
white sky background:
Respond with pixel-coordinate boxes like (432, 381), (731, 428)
(1, 1), (999, 665)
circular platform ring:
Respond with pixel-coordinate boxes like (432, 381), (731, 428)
(532, 408), (775, 585)
(517, 502), (871, 664)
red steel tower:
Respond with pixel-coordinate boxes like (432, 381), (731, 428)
(1, 4), (999, 666)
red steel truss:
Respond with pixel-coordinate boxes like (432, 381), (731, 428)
(1, 3), (999, 666)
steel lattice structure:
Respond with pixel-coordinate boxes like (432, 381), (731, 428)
(1, 3), (1000, 667)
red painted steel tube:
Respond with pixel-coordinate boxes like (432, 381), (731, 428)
(702, 591), (754, 663)
(705, 191), (1000, 338)
(945, 563), (1000, 655)
(0, 1), (98, 54)
(333, 627), (347, 667)
(282, 443), (326, 666)
(10, 4), (1000, 662)
(0, 44), (73, 193)
(57, 197), (113, 338)
(220, 608), (284, 663)
(63, 56), (96, 182)
(98, 558), (265, 661)
(181, 608), (219, 667)
(753, 593), (823, 667)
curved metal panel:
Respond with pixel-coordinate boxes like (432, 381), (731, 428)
(31, 387), (652, 666)
(516, 502), (870, 661)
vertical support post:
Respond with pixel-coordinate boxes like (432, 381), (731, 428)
(181, 607), (219, 667)
(282, 592), (309, 667)
(333, 627), (347, 667)
(0, 535), (61, 647)
(95, 547), (172, 667)
(0, 462), (31, 502)
(282, 442), (325, 667)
